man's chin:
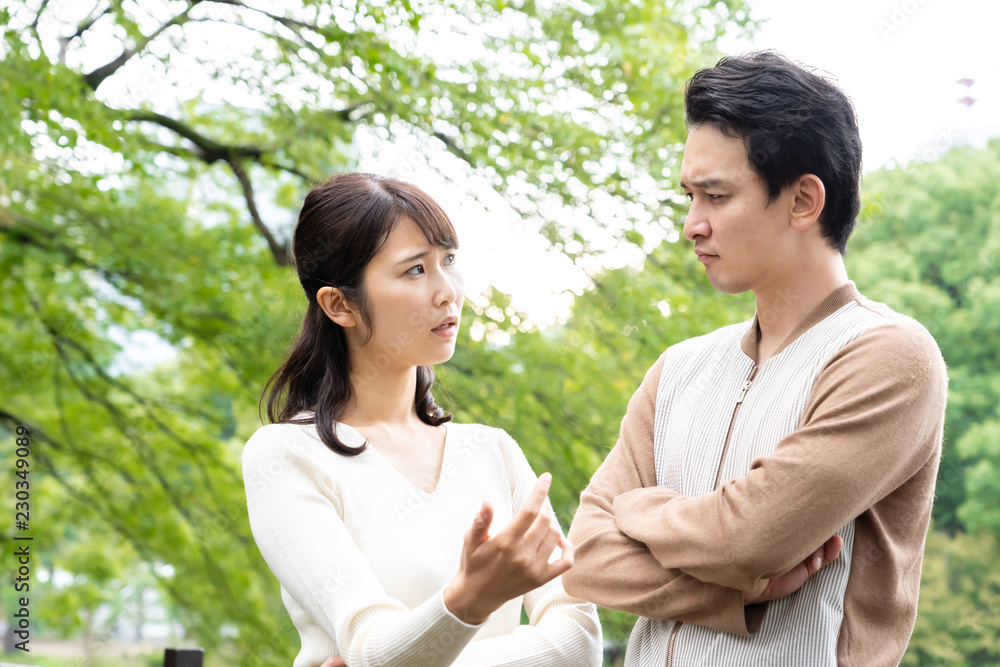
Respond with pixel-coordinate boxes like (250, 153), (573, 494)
(705, 272), (751, 296)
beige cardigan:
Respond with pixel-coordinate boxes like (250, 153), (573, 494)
(564, 282), (948, 666)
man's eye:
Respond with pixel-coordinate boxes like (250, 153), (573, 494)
(685, 192), (693, 200)
(406, 264), (425, 275)
(708, 194), (724, 200)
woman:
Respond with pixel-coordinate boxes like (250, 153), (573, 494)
(242, 173), (603, 667)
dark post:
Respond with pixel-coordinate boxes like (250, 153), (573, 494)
(163, 648), (204, 667)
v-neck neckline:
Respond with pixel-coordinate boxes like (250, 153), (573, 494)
(337, 421), (452, 497)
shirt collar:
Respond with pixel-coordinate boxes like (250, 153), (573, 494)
(739, 281), (862, 362)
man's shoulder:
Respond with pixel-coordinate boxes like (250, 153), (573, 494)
(851, 294), (945, 367)
(820, 294), (948, 398)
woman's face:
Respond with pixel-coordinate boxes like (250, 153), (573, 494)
(351, 216), (464, 371)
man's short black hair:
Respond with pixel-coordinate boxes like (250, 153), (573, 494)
(684, 51), (863, 254)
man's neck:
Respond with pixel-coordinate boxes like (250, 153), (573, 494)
(753, 257), (850, 367)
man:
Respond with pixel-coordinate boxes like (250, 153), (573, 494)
(563, 51), (948, 666)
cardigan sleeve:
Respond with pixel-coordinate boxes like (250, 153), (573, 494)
(612, 317), (948, 591)
(243, 426), (483, 667)
(563, 352), (766, 636)
(449, 428), (603, 666)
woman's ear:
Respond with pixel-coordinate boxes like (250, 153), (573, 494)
(789, 173), (826, 232)
(317, 286), (358, 328)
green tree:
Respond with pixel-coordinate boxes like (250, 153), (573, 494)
(848, 138), (1000, 665)
(0, 0), (751, 661)
(847, 137), (1000, 535)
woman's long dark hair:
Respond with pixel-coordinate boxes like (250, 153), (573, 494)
(259, 173), (458, 455)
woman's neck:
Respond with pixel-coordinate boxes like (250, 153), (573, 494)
(341, 362), (421, 429)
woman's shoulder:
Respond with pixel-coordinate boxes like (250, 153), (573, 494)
(242, 412), (329, 464)
(445, 422), (530, 468)
(445, 421), (514, 448)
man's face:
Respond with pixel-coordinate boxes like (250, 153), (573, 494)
(680, 124), (794, 294)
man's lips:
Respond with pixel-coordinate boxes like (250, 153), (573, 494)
(695, 250), (718, 262)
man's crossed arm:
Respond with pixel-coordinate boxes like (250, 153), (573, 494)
(564, 324), (944, 636)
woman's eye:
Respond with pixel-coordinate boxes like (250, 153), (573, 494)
(685, 192), (693, 201)
(444, 253), (456, 265)
(405, 264), (425, 275)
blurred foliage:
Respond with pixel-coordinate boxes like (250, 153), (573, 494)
(846, 137), (1000, 665)
(0, 0), (751, 663)
(848, 138), (1000, 535)
(903, 531), (1000, 667)
(2, 0), (998, 662)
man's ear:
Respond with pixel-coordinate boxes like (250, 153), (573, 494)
(789, 174), (826, 232)
(317, 286), (358, 328)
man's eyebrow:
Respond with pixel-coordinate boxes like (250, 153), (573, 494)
(680, 177), (728, 190)
(396, 250), (430, 265)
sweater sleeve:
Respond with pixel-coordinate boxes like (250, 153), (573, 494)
(242, 427), (483, 667)
(450, 428), (603, 666)
(563, 353), (766, 637)
(612, 318), (948, 591)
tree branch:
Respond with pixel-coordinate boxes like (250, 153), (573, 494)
(123, 110), (262, 162)
(202, 0), (339, 38)
(433, 130), (474, 164)
(228, 159), (291, 266)
(29, 0), (51, 33)
(127, 110), (314, 179)
(65, 1), (115, 42)
(0, 209), (146, 285)
(24, 0), (51, 55)
(84, 3), (196, 90)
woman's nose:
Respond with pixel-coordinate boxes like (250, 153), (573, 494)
(435, 267), (461, 306)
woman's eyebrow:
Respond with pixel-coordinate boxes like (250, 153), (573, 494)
(396, 250), (430, 265)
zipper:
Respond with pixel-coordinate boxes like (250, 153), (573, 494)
(666, 621), (680, 666)
(713, 365), (758, 491)
(666, 364), (758, 667)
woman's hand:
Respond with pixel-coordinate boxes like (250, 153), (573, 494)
(320, 658), (347, 667)
(743, 535), (843, 604)
(444, 473), (573, 625)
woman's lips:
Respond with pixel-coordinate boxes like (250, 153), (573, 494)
(432, 323), (457, 338)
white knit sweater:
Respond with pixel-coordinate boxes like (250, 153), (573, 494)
(242, 414), (602, 667)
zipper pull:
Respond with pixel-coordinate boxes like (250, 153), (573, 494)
(737, 366), (757, 404)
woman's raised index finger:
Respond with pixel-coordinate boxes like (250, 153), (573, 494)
(508, 473), (552, 533)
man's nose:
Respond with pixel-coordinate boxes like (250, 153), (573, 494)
(683, 201), (711, 241)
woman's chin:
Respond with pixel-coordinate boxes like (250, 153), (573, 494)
(419, 345), (458, 367)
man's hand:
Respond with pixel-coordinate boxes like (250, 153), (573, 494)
(743, 535), (843, 605)
(320, 657), (347, 667)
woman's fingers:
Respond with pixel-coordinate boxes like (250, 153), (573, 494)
(546, 536), (575, 578)
(506, 473), (551, 535)
(522, 507), (554, 551)
(465, 501), (493, 549)
(535, 523), (562, 560)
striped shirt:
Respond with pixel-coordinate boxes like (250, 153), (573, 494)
(564, 282), (948, 666)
